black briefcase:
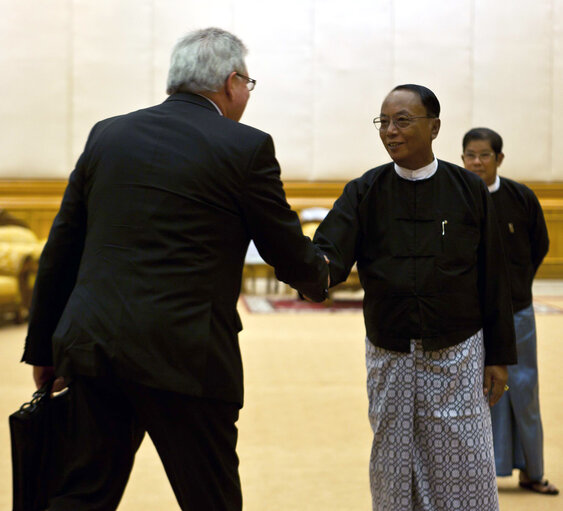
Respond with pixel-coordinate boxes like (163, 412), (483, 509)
(9, 379), (70, 511)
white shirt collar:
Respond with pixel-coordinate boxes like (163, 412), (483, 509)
(488, 175), (501, 193)
(394, 158), (438, 181)
(196, 94), (223, 116)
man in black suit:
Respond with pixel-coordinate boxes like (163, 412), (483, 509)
(22, 27), (328, 511)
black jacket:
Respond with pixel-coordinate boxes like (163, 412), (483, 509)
(491, 177), (549, 313)
(314, 160), (516, 366)
(22, 93), (328, 406)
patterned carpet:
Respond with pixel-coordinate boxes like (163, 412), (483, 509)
(533, 296), (563, 314)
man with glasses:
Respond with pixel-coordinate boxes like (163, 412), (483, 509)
(313, 84), (516, 510)
(462, 127), (558, 496)
(22, 27), (328, 510)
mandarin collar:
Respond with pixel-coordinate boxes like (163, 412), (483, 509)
(394, 158), (438, 181)
(488, 175), (501, 193)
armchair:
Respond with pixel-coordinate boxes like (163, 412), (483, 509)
(0, 226), (45, 322)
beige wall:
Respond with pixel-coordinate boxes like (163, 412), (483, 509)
(1, 0), (563, 181)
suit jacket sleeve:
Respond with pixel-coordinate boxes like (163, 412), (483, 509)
(239, 135), (328, 302)
(478, 181), (517, 366)
(22, 135), (90, 366)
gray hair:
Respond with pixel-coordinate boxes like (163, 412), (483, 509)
(166, 27), (248, 95)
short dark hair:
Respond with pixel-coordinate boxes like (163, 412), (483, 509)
(462, 128), (503, 155)
(391, 84), (440, 118)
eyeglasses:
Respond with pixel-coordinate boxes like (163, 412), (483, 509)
(235, 72), (256, 91)
(373, 115), (436, 131)
(463, 152), (495, 162)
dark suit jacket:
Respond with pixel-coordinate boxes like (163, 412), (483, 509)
(22, 93), (328, 406)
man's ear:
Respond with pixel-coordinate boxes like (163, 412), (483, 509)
(431, 118), (441, 140)
(496, 152), (505, 167)
(224, 71), (237, 99)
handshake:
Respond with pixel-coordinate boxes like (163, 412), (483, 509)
(300, 254), (330, 303)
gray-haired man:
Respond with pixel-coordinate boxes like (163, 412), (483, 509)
(23, 27), (328, 510)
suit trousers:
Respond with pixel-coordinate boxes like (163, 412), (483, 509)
(48, 374), (242, 511)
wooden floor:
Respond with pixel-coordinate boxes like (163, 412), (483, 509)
(1, 288), (562, 510)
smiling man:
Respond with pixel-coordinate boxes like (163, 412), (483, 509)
(462, 127), (557, 496)
(314, 85), (517, 511)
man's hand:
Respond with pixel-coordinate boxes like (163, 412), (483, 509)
(483, 365), (508, 407)
(303, 255), (330, 302)
(33, 366), (66, 393)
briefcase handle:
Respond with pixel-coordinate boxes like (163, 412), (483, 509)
(18, 378), (55, 415)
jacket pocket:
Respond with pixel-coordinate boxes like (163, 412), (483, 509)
(437, 221), (479, 274)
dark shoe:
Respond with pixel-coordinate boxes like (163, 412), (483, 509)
(519, 479), (559, 495)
